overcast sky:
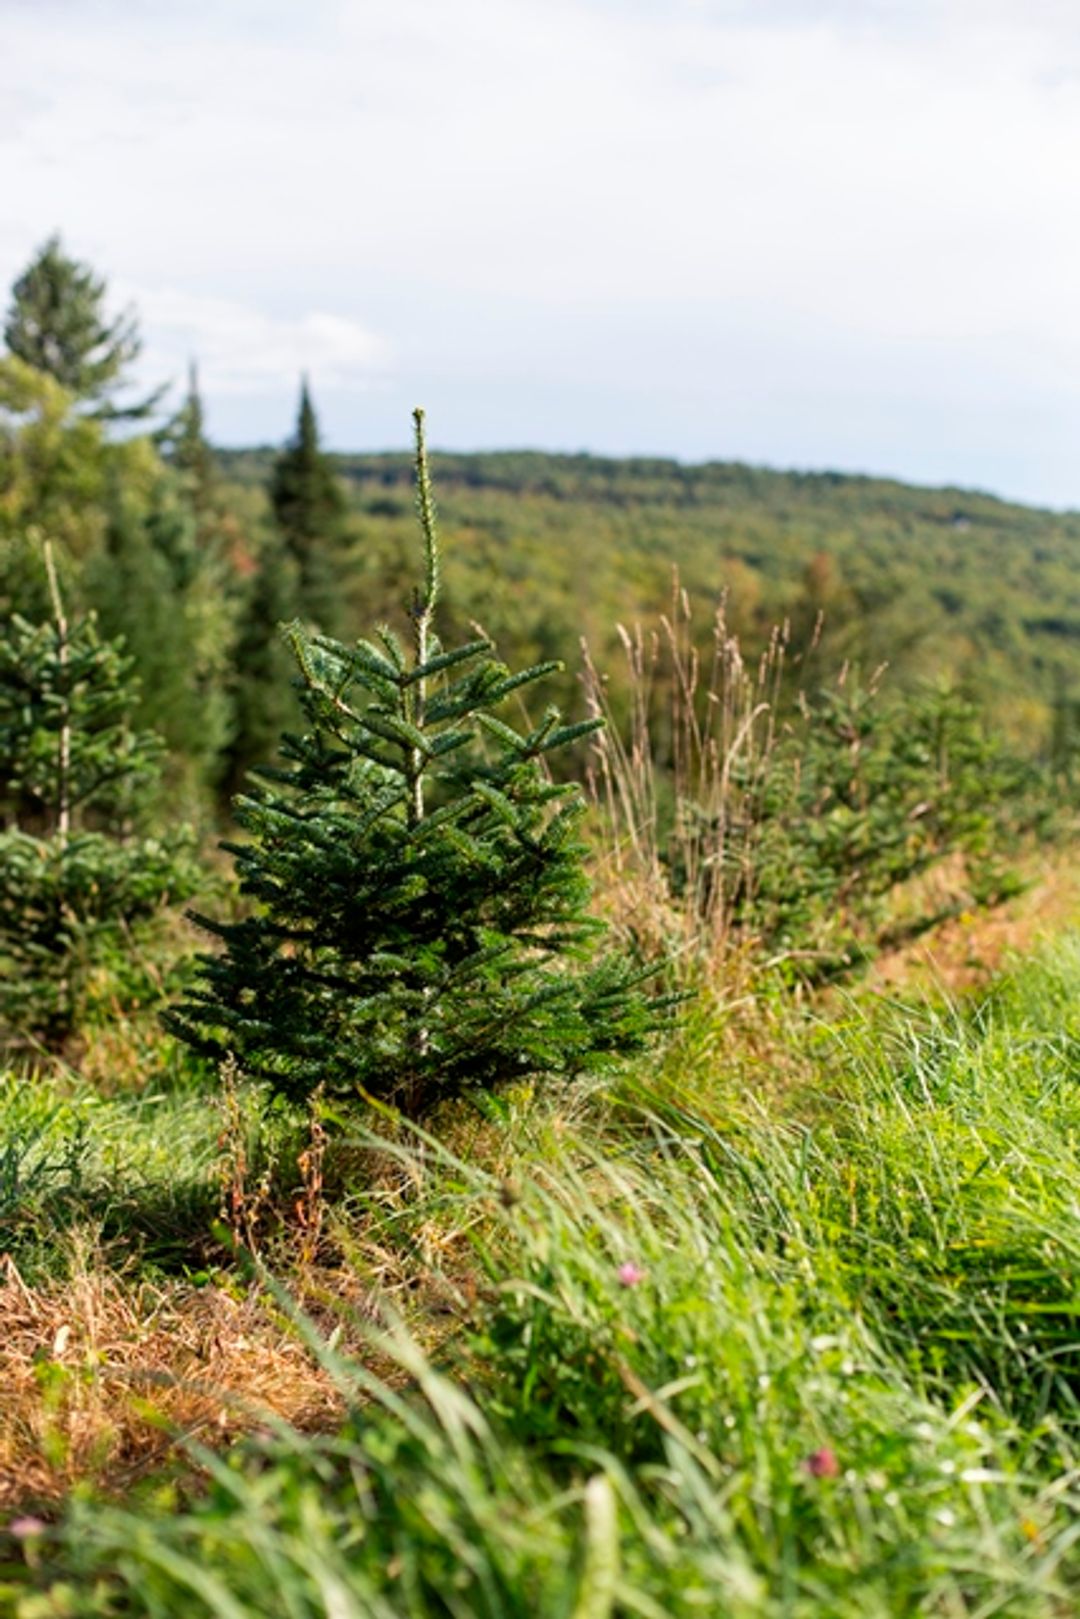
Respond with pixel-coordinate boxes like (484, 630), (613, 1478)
(4, 0), (1080, 504)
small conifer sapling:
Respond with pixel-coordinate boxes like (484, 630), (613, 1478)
(168, 410), (665, 1118)
(0, 543), (198, 1042)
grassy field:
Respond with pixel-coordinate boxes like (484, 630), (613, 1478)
(6, 902), (1080, 1614)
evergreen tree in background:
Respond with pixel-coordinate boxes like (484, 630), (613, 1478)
(88, 488), (233, 805)
(0, 544), (197, 1042)
(269, 379), (349, 631)
(3, 236), (163, 418)
(159, 361), (304, 798)
(162, 361), (215, 512)
(168, 410), (665, 1118)
(221, 531), (300, 799)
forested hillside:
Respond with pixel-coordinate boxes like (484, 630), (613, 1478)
(222, 445), (1080, 746)
(5, 236), (1078, 824)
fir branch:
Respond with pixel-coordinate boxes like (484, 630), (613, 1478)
(475, 712), (529, 754)
(486, 662), (564, 703)
(403, 638), (494, 685)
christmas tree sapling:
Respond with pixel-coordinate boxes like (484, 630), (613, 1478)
(0, 543), (198, 1043)
(168, 410), (666, 1118)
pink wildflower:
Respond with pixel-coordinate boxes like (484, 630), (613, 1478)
(617, 1262), (646, 1287)
(8, 1517), (47, 1539)
(802, 1447), (840, 1479)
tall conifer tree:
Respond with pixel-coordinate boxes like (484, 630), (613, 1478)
(4, 236), (162, 418)
(221, 532), (300, 798)
(269, 379), (349, 632)
(89, 490), (233, 803)
(164, 361), (215, 514)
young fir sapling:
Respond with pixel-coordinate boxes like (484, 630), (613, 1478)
(0, 542), (197, 1042)
(168, 410), (666, 1118)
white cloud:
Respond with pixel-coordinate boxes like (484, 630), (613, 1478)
(129, 286), (389, 396)
(4, 1), (1080, 495)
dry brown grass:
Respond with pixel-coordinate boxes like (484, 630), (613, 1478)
(0, 1106), (517, 1512)
(865, 843), (1080, 1000)
(0, 1251), (347, 1508)
(581, 579), (789, 984)
(578, 581), (830, 1107)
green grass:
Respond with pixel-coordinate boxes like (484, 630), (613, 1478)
(12, 943), (1080, 1614)
(0, 1061), (263, 1279)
